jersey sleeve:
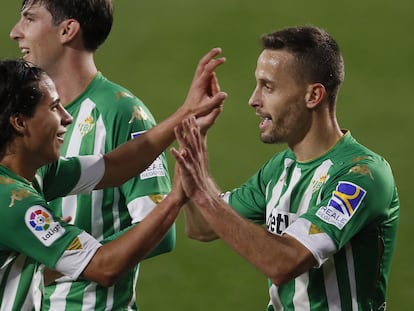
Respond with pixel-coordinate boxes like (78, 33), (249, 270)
(298, 155), (397, 251)
(0, 189), (100, 277)
(36, 155), (104, 201)
(228, 158), (278, 224)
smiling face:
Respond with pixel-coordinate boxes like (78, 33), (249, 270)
(21, 75), (72, 167)
(10, 2), (63, 71)
(248, 49), (311, 145)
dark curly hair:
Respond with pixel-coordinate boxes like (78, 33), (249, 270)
(0, 59), (46, 156)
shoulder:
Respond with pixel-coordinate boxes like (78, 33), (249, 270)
(93, 76), (157, 124)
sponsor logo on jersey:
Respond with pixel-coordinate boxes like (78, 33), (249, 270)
(267, 211), (295, 235)
(129, 106), (148, 123)
(116, 91), (134, 101)
(78, 115), (95, 137)
(131, 131), (166, 179)
(25, 206), (66, 246)
(316, 181), (366, 229)
(348, 164), (374, 180)
(0, 176), (14, 185)
(9, 189), (31, 207)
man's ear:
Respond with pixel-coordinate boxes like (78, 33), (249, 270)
(305, 83), (326, 109)
(59, 19), (81, 44)
(10, 115), (26, 134)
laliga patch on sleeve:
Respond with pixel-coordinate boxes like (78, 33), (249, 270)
(25, 206), (66, 247)
(316, 181), (366, 230)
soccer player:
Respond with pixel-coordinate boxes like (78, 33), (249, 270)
(0, 51), (225, 310)
(9, 0), (177, 309)
(172, 26), (400, 310)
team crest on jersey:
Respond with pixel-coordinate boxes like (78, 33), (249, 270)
(25, 206), (66, 246)
(78, 115), (95, 137)
(311, 174), (329, 193)
(316, 181), (366, 230)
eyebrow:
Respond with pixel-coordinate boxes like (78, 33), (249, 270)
(21, 4), (36, 16)
(51, 98), (61, 107)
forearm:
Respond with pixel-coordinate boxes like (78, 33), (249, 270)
(81, 193), (183, 286)
(145, 224), (176, 259)
(183, 201), (218, 241)
(97, 109), (185, 189)
(192, 193), (315, 285)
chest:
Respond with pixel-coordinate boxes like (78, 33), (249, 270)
(265, 159), (334, 234)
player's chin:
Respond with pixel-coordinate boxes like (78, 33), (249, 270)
(260, 132), (282, 144)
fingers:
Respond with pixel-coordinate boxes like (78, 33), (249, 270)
(193, 48), (226, 90)
(196, 106), (223, 136)
(194, 48), (224, 77)
(195, 91), (228, 118)
(210, 72), (220, 96)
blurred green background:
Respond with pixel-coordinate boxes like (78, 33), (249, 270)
(1, 0), (412, 309)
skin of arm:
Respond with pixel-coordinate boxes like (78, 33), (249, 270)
(171, 118), (317, 286)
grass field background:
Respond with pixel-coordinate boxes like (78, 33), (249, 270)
(1, 1), (413, 309)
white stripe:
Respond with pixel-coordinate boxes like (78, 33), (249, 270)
(293, 273), (310, 310)
(62, 98), (97, 223)
(297, 159), (333, 215)
(127, 266), (140, 309)
(266, 159), (294, 221)
(112, 188), (121, 233)
(345, 243), (358, 311)
(91, 188), (104, 240)
(91, 111), (108, 240)
(276, 166), (301, 213)
(323, 258), (341, 310)
(269, 284), (284, 311)
(66, 98), (96, 157)
(93, 114), (106, 155)
(105, 286), (115, 311)
(81, 283), (97, 311)
(127, 196), (159, 223)
(1, 255), (24, 311)
(49, 283), (70, 310)
(62, 195), (78, 224)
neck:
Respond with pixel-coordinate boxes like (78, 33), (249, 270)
(0, 153), (37, 182)
(289, 115), (343, 162)
(46, 52), (98, 106)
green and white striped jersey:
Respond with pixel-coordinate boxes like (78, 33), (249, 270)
(226, 132), (399, 311)
(0, 156), (104, 311)
(42, 73), (173, 310)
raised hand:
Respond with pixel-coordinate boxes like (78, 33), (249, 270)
(180, 48), (227, 119)
(171, 117), (219, 202)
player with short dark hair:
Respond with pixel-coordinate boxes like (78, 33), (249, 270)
(174, 26), (399, 310)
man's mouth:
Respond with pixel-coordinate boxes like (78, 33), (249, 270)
(20, 48), (30, 56)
